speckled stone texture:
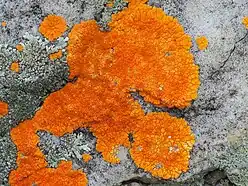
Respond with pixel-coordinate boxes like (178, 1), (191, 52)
(0, 0), (248, 186)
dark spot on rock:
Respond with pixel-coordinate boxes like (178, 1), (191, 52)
(31, 4), (42, 15)
(128, 133), (134, 143)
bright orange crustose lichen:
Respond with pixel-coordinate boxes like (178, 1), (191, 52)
(82, 154), (92, 163)
(130, 112), (195, 179)
(39, 15), (67, 41)
(0, 101), (8, 117)
(1, 21), (7, 27)
(49, 49), (63, 60)
(16, 44), (24, 52)
(68, 4), (199, 109)
(196, 36), (208, 50)
(242, 17), (248, 29)
(10, 61), (20, 73)
(106, 0), (114, 7)
(10, 1), (199, 182)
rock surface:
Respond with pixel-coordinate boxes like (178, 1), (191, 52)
(0, 0), (248, 185)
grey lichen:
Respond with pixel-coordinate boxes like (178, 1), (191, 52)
(0, 33), (69, 185)
(210, 130), (248, 186)
(37, 128), (147, 186)
(37, 128), (95, 168)
(0, 132), (17, 186)
(0, 33), (68, 133)
(96, 0), (128, 30)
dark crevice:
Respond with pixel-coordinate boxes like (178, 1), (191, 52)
(130, 91), (222, 119)
(203, 169), (236, 186)
(130, 91), (185, 118)
(38, 100), (44, 108)
(68, 76), (78, 83)
(209, 31), (248, 80)
(121, 178), (150, 186)
(219, 45), (236, 69)
(128, 132), (134, 143)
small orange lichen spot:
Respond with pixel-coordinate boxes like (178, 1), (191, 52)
(10, 61), (20, 73)
(49, 49), (63, 60)
(0, 101), (8, 117)
(127, 0), (148, 5)
(196, 36), (208, 50)
(242, 17), (248, 29)
(82, 153), (92, 162)
(1, 21), (7, 27)
(106, 0), (114, 7)
(39, 15), (67, 41)
(16, 44), (24, 52)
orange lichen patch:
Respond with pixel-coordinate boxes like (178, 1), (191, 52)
(68, 4), (199, 108)
(10, 118), (88, 185)
(90, 120), (131, 163)
(127, 0), (148, 5)
(49, 49), (63, 60)
(16, 44), (24, 52)
(11, 0), (198, 182)
(242, 17), (248, 29)
(28, 77), (141, 136)
(1, 21), (7, 27)
(0, 101), (8, 117)
(9, 77), (143, 182)
(89, 101), (144, 163)
(196, 36), (208, 50)
(10, 161), (88, 186)
(39, 15), (67, 41)
(106, 0), (114, 7)
(67, 20), (114, 80)
(82, 154), (92, 162)
(10, 61), (20, 73)
(130, 112), (195, 179)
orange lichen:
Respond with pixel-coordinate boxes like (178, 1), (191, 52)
(242, 17), (248, 29)
(130, 112), (195, 179)
(127, 0), (148, 5)
(10, 109), (88, 185)
(0, 101), (8, 117)
(106, 0), (114, 7)
(68, 4), (199, 108)
(39, 15), (67, 41)
(49, 49), (63, 60)
(1, 21), (7, 27)
(82, 154), (92, 162)
(10, 1), (199, 182)
(196, 36), (208, 50)
(16, 44), (24, 52)
(10, 61), (20, 73)
(10, 160), (88, 186)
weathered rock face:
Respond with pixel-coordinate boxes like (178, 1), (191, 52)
(0, 0), (247, 186)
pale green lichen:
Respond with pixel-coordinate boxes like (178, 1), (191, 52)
(0, 33), (69, 185)
(210, 130), (248, 186)
(37, 129), (96, 168)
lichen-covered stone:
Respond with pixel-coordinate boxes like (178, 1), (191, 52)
(1, 0), (248, 185)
